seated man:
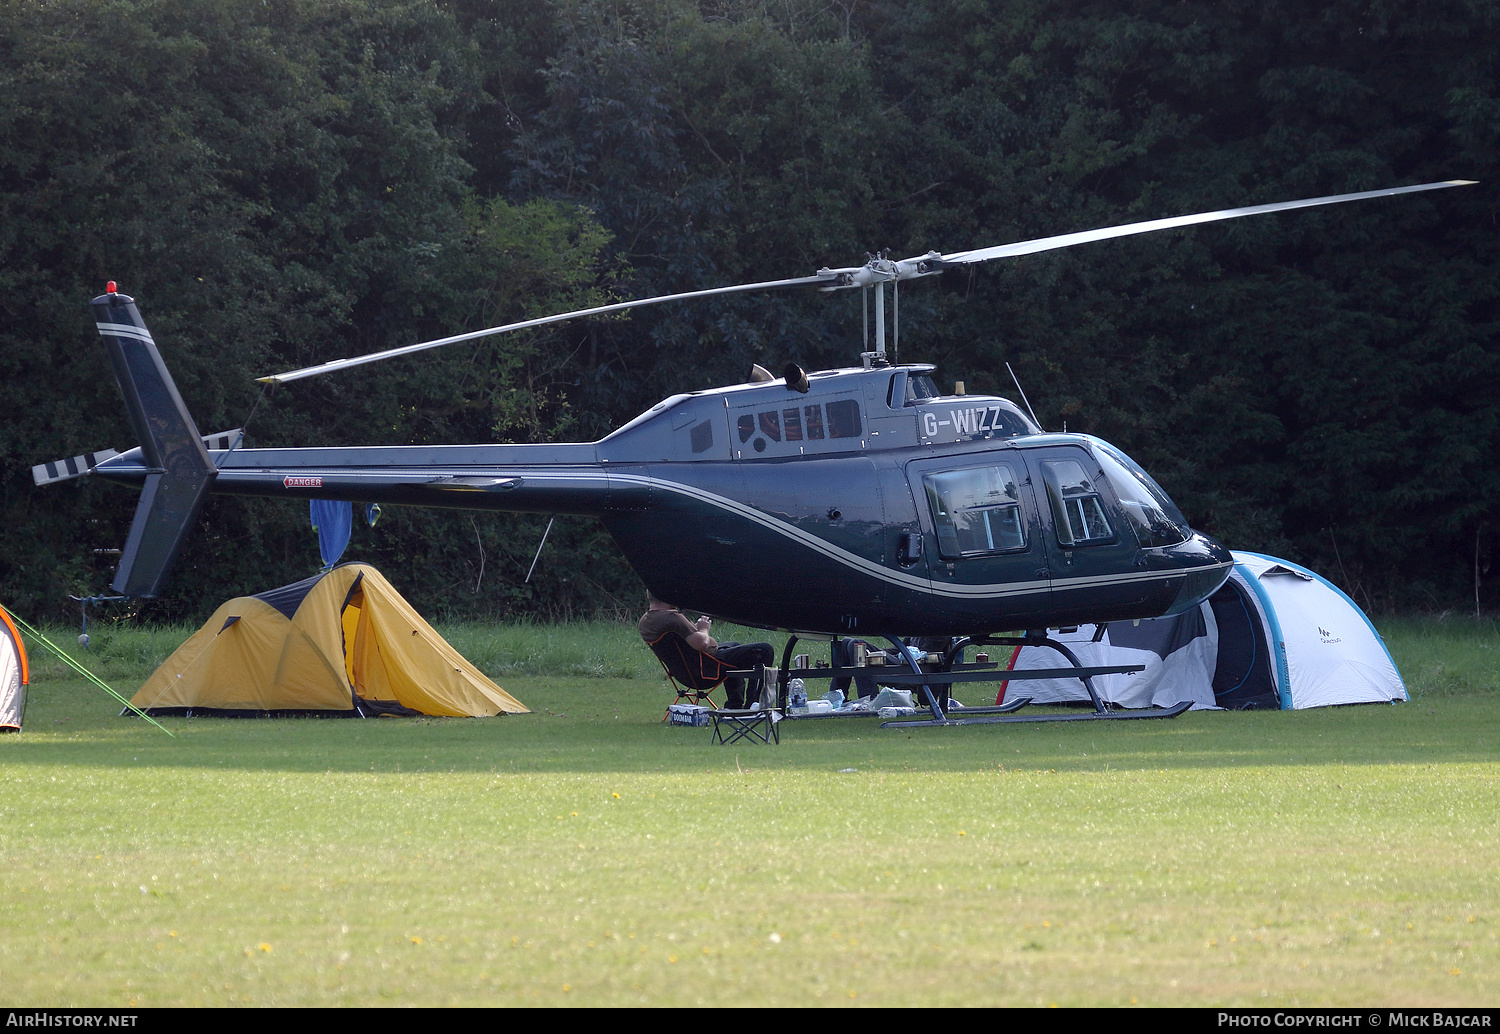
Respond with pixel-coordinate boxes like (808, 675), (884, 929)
(639, 596), (774, 709)
(831, 637), (964, 704)
(830, 638), (882, 700)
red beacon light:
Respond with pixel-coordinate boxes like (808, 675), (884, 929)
(105, 281), (117, 295)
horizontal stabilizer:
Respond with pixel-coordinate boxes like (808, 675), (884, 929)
(33, 429), (240, 487)
(202, 428), (243, 453)
(32, 449), (121, 486)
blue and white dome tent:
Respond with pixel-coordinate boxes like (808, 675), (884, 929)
(1001, 552), (1407, 710)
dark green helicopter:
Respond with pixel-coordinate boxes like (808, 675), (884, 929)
(37, 180), (1471, 721)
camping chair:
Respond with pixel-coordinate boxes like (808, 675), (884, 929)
(710, 702), (779, 745)
(648, 631), (732, 718)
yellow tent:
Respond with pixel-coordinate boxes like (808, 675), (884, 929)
(131, 564), (527, 717)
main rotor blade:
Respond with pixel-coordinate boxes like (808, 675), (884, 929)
(930, 180), (1475, 267)
(260, 179), (1475, 384)
(259, 273), (836, 384)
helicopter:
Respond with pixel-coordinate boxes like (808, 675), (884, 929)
(35, 180), (1472, 710)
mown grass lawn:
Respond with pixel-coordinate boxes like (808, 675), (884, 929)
(0, 618), (1495, 1006)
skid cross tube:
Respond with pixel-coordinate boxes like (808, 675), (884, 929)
(873, 631), (1128, 725)
(769, 631), (1191, 729)
(883, 631), (1189, 728)
(832, 665), (1143, 686)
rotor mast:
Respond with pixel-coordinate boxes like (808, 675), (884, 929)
(852, 252), (910, 368)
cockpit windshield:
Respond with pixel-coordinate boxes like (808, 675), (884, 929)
(1093, 441), (1190, 548)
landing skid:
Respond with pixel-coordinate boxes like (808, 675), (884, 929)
(882, 699), (1194, 728)
(783, 695), (1033, 720)
(943, 697), (1032, 716)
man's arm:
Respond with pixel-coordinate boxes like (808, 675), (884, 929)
(685, 615), (718, 655)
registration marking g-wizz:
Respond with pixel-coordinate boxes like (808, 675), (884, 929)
(922, 406), (1009, 437)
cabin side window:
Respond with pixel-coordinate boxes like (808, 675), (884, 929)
(734, 397), (857, 453)
(924, 465), (1027, 558)
(1041, 459), (1113, 546)
(803, 405), (825, 439)
(827, 399), (861, 438)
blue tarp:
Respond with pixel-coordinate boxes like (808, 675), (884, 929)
(309, 499), (353, 571)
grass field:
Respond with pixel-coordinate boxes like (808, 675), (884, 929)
(1, 616), (1496, 1006)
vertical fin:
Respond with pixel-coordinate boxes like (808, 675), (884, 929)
(93, 288), (215, 597)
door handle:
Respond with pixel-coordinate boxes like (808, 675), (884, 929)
(898, 531), (923, 565)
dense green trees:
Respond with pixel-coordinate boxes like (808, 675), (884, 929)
(1, 0), (1495, 621)
(0, 0), (633, 619)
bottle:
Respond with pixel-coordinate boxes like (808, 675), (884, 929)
(788, 678), (807, 709)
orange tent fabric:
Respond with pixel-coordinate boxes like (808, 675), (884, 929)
(131, 565), (527, 717)
(0, 604), (28, 731)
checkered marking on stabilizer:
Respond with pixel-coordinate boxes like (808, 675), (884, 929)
(33, 429), (242, 486)
(32, 449), (122, 485)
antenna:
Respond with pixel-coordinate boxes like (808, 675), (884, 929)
(1006, 362), (1043, 431)
(525, 517), (554, 584)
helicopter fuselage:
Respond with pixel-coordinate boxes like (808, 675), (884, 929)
(92, 355), (1232, 636)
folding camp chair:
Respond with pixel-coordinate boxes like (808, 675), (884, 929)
(710, 705), (779, 745)
(647, 631), (731, 718)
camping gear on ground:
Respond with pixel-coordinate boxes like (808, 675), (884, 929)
(710, 706), (779, 745)
(130, 564), (527, 717)
(787, 677), (807, 708)
(667, 703), (712, 727)
(1001, 552), (1406, 710)
(869, 687), (914, 710)
(0, 604), (29, 732)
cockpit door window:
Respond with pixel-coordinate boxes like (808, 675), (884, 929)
(923, 464), (1028, 559)
(1040, 458), (1113, 546)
